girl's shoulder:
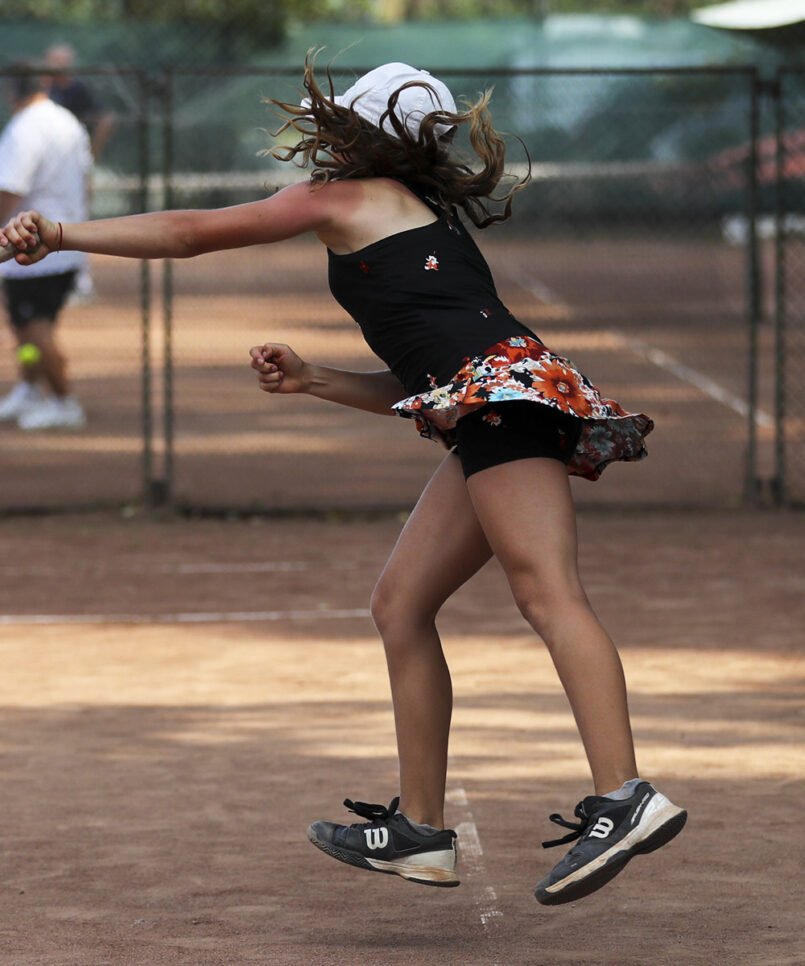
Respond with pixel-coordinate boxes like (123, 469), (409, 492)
(312, 177), (440, 255)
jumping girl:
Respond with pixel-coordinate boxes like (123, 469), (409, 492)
(0, 57), (686, 905)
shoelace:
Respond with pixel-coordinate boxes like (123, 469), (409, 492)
(343, 796), (400, 828)
(541, 800), (591, 849)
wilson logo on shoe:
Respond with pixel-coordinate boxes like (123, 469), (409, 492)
(631, 793), (651, 826)
(589, 817), (615, 839)
(364, 828), (389, 850)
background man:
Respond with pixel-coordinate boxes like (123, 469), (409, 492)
(44, 43), (115, 303)
(0, 62), (92, 430)
(43, 43), (114, 161)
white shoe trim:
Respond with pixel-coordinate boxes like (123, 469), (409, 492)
(366, 848), (459, 884)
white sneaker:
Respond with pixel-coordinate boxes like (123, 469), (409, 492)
(17, 396), (87, 431)
(67, 266), (96, 306)
(0, 382), (44, 421)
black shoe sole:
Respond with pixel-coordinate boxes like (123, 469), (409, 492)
(307, 827), (460, 887)
(535, 808), (687, 906)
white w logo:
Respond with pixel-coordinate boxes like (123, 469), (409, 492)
(364, 827), (389, 850)
(588, 817), (615, 839)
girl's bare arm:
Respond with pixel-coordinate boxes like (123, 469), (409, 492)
(304, 365), (407, 415)
(250, 343), (406, 416)
(0, 181), (352, 263)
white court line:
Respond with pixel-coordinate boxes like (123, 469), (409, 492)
(515, 275), (564, 307)
(498, 265), (564, 306)
(445, 786), (503, 940)
(501, 265), (770, 426)
(0, 560), (365, 578)
(0, 608), (372, 626)
(175, 561), (308, 574)
(613, 330), (774, 429)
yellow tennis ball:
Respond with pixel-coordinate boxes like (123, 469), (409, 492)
(17, 343), (42, 366)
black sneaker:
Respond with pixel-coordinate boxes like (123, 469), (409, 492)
(307, 796), (459, 887)
(534, 781), (687, 905)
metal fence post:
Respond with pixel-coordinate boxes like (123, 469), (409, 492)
(744, 69), (761, 504)
(137, 70), (154, 507)
(160, 70), (175, 509)
(773, 70), (787, 507)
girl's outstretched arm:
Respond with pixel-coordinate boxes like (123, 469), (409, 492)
(0, 181), (345, 264)
(250, 343), (406, 416)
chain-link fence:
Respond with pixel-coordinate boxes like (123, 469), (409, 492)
(1, 64), (797, 513)
(159, 66), (766, 511)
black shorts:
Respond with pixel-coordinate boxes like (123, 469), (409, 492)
(3, 271), (77, 328)
(454, 401), (582, 480)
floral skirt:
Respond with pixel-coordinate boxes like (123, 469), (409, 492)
(392, 335), (653, 482)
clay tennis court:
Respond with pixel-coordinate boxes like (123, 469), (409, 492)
(1, 507), (803, 966)
(0, 225), (801, 965)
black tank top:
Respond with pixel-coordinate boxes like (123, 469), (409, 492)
(327, 187), (534, 396)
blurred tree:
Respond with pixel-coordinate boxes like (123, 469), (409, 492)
(373, 0), (701, 15)
(4, 1), (372, 46)
(6, 0), (708, 26)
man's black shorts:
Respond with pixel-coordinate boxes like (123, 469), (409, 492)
(2, 271), (77, 328)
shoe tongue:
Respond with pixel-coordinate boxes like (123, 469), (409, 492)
(581, 795), (610, 815)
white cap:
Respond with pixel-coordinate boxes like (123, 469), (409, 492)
(307, 63), (457, 140)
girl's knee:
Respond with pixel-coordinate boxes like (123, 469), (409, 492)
(370, 577), (433, 636)
(370, 582), (441, 664)
(512, 588), (551, 638)
(369, 579), (393, 632)
(509, 573), (587, 641)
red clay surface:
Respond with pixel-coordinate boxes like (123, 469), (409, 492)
(0, 508), (802, 966)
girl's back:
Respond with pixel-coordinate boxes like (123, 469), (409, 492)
(323, 177), (533, 395)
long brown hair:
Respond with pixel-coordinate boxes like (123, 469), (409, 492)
(265, 52), (530, 229)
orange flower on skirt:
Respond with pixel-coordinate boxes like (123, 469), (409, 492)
(535, 361), (596, 417)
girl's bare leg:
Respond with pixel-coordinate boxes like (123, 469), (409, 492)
(371, 453), (492, 828)
(466, 457), (638, 795)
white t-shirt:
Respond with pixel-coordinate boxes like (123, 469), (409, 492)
(0, 97), (92, 279)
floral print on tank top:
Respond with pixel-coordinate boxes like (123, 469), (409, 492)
(392, 336), (653, 482)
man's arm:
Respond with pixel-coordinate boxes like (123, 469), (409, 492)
(89, 111), (115, 160)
